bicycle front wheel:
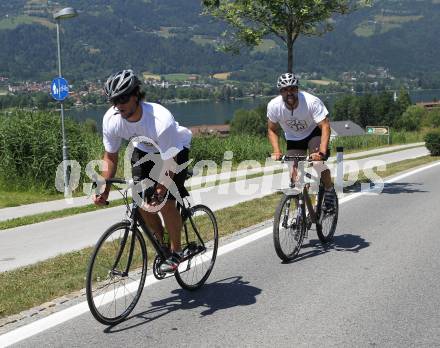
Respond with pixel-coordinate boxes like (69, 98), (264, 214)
(175, 204), (218, 290)
(273, 194), (306, 262)
(316, 193), (339, 244)
(86, 221), (147, 325)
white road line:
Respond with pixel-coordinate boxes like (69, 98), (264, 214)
(1, 160), (439, 347)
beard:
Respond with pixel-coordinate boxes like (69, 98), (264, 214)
(118, 104), (137, 119)
(282, 92), (298, 108)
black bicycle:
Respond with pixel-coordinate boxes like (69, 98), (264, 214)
(85, 174), (218, 325)
(273, 155), (339, 262)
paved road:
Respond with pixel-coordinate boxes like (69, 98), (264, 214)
(0, 146), (430, 272)
(2, 160), (440, 347)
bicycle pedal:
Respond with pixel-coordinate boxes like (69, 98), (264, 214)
(152, 256), (167, 280)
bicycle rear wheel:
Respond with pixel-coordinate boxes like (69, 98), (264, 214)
(273, 194), (306, 262)
(175, 204), (218, 290)
(316, 193), (339, 243)
(86, 221), (147, 325)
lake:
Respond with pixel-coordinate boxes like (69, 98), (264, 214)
(67, 89), (440, 131)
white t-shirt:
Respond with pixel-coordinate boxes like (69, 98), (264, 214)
(103, 102), (192, 160)
(267, 92), (328, 141)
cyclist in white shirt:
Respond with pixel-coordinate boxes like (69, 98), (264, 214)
(267, 72), (336, 212)
(93, 69), (192, 272)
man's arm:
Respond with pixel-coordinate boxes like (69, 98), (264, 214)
(310, 117), (331, 160)
(93, 151), (118, 205)
(268, 120), (282, 160)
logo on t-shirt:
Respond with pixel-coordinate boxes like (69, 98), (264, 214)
(129, 135), (154, 147)
(286, 119), (308, 132)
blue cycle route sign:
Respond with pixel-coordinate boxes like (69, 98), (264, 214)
(51, 77), (69, 101)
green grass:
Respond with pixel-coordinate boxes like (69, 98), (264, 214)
(0, 198), (125, 230)
(306, 79), (339, 86)
(0, 189), (87, 209)
(343, 144), (424, 161)
(1, 155), (439, 319)
(191, 35), (216, 46)
(163, 73), (199, 82)
(0, 190), (65, 209)
(347, 156), (440, 186)
(0, 15), (54, 30)
(354, 15), (423, 37)
(330, 132), (424, 153)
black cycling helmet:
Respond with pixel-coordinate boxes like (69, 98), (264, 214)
(277, 73), (299, 90)
(104, 69), (141, 100)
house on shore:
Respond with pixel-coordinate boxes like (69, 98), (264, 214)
(330, 120), (364, 139)
(189, 124), (230, 137)
(416, 101), (440, 110)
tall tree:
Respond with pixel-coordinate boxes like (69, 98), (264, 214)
(202, 0), (372, 72)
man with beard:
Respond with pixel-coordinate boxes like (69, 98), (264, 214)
(93, 69), (192, 272)
(267, 72), (336, 212)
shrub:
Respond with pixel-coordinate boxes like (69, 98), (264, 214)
(230, 104), (267, 136)
(190, 134), (285, 165)
(0, 110), (102, 191)
(427, 109), (440, 128)
(396, 105), (425, 131)
(424, 131), (440, 156)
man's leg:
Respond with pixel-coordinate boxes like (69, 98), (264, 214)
(159, 200), (182, 252)
(157, 199), (183, 273)
(321, 169), (333, 190)
(138, 209), (164, 243)
(308, 135), (335, 212)
(286, 140), (307, 186)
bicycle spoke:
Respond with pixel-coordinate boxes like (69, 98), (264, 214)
(175, 205), (218, 290)
(273, 195), (305, 261)
(86, 223), (147, 325)
(316, 194), (339, 243)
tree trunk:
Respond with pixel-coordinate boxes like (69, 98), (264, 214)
(287, 39), (293, 73)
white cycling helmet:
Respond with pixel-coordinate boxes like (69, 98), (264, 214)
(277, 73), (299, 90)
(104, 69), (141, 100)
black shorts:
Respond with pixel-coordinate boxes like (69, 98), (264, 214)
(286, 127), (330, 160)
(131, 147), (190, 202)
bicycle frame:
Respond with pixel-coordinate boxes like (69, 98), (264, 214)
(300, 183), (324, 225)
(92, 177), (207, 270)
(281, 156), (325, 225)
(128, 196), (207, 265)
(87, 176), (219, 325)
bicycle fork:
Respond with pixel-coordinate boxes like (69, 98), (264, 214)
(111, 223), (136, 278)
(298, 197), (308, 240)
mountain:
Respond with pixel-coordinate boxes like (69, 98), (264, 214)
(1, 0), (440, 84)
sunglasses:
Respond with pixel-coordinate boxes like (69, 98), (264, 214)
(280, 87), (298, 93)
(111, 94), (132, 105)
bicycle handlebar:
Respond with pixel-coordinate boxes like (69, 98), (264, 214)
(91, 178), (139, 206)
(281, 155), (308, 162)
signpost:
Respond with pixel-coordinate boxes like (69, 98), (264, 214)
(366, 125), (390, 145)
(51, 76), (70, 197)
(52, 7), (78, 198)
(51, 77), (69, 101)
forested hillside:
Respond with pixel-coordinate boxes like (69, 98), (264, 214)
(1, 0), (439, 83)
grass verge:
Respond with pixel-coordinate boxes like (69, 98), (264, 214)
(340, 144), (424, 161)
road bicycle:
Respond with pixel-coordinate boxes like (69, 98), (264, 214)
(85, 173), (218, 325)
(273, 155), (339, 262)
